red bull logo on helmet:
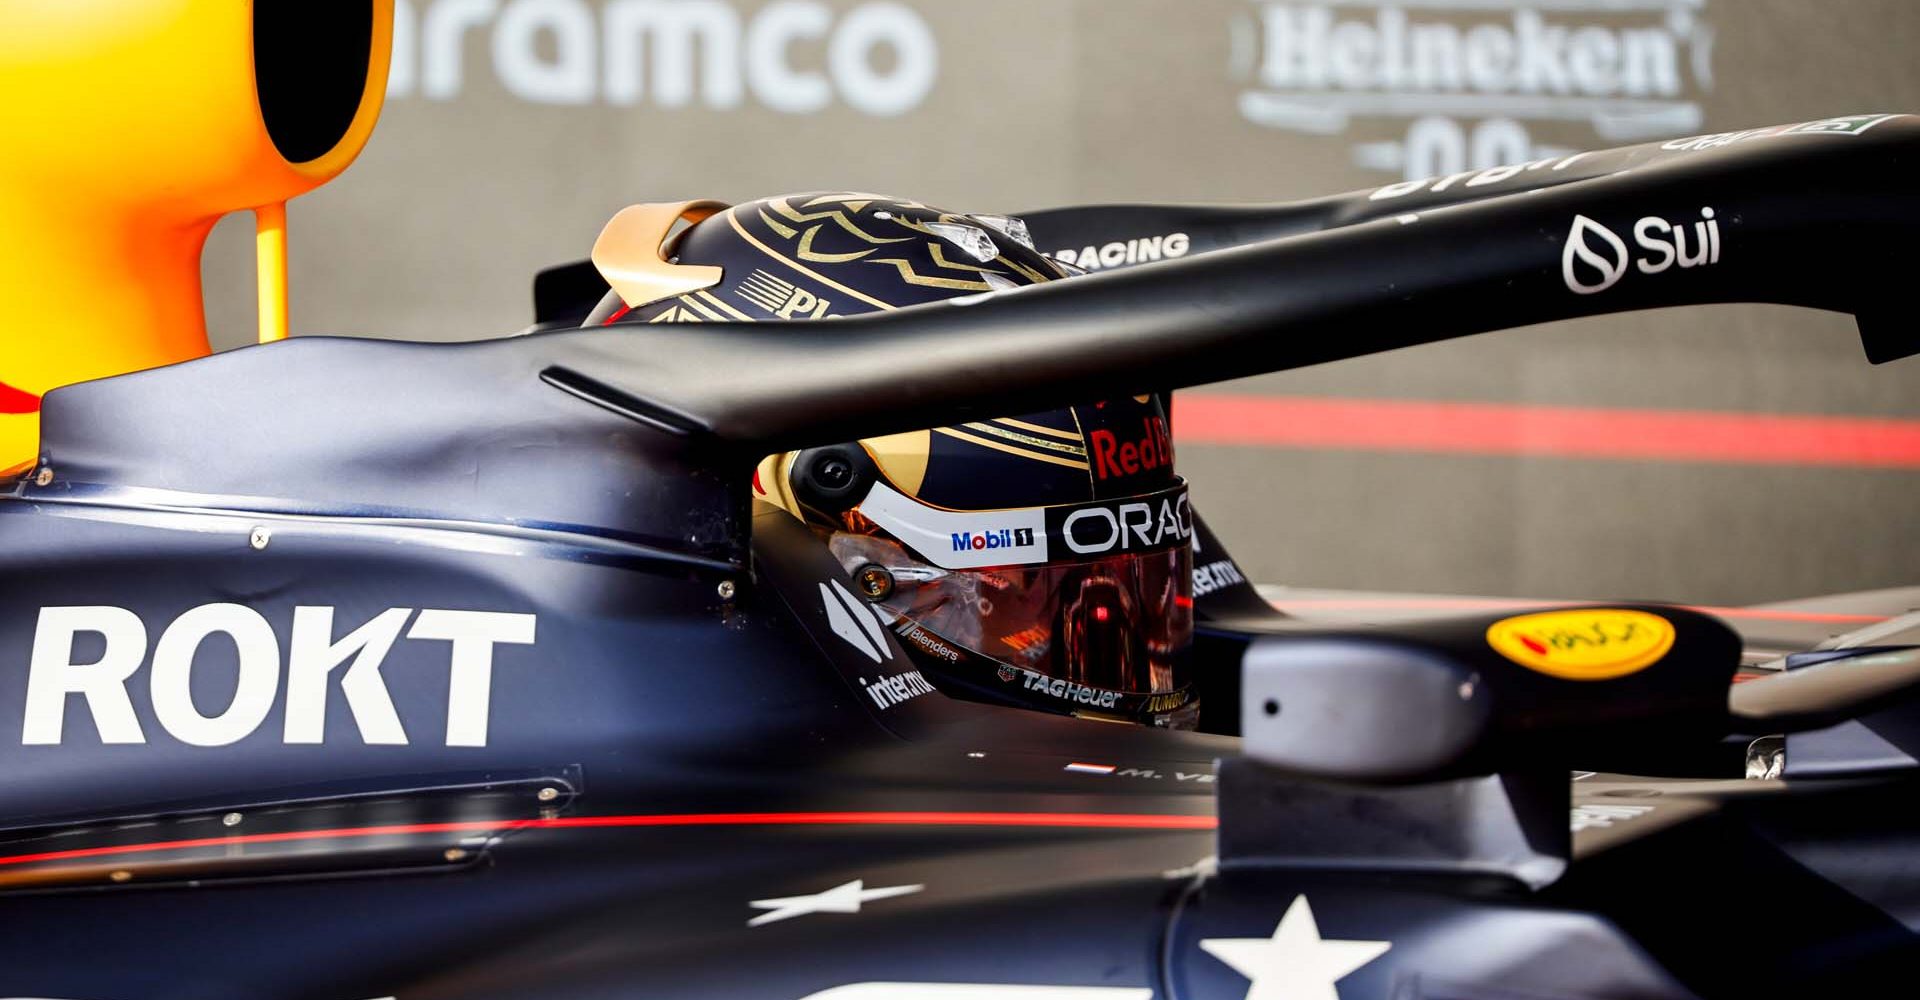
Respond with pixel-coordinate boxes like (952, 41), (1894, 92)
(1090, 416), (1174, 482)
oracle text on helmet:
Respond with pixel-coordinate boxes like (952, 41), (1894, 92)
(389, 0), (940, 116)
(1063, 495), (1194, 556)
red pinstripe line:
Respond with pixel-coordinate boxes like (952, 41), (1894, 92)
(0, 811), (1216, 868)
(1176, 395), (1920, 469)
(1272, 597), (1887, 625)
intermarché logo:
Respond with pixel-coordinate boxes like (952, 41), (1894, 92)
(1231, 0), (1716, 180)
(387, 0), (940, 116)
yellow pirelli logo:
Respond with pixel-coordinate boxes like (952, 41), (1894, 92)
(1486, 609), (1676, 681)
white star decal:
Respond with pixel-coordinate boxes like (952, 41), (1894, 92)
(1199, 895), (1391, 1000)
(748, 878), (924, 927)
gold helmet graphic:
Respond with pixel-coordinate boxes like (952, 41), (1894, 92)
(588, 194), (1198, 727)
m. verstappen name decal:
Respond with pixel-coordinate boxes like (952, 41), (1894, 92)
(23, 605), (536, 747)
(1064, 762), (1217, 784)
(1562, 207), (1721, 296)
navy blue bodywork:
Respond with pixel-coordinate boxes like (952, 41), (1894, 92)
(4, 117), (1920, 997)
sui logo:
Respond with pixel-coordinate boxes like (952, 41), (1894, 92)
(1561, 207), (1721, 296)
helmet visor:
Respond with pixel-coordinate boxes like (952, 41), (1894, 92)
(828, 480), (1195, 721)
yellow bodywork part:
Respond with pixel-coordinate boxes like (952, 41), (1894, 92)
(0, 1), (393, 471)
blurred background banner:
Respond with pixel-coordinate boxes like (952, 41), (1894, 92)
(202, 0), (1920, 607)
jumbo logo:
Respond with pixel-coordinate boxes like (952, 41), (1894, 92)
(22, 605), (536, 748)
(1485, 608), (1675, 680)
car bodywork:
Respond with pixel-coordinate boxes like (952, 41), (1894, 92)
(0, 103), (1917, 1000)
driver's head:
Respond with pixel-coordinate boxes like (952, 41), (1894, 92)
(587, 193), (1196, 727)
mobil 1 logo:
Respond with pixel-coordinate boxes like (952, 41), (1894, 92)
(950, 527), (1037, 556)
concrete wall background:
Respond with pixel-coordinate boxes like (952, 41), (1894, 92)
(202, 0), (1920, 606)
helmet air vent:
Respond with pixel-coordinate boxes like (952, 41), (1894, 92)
(972, 214), (1035, 249)
(925, 222), (1000, 264)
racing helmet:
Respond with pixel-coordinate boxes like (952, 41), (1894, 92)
(585, 193), (1196, 727)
